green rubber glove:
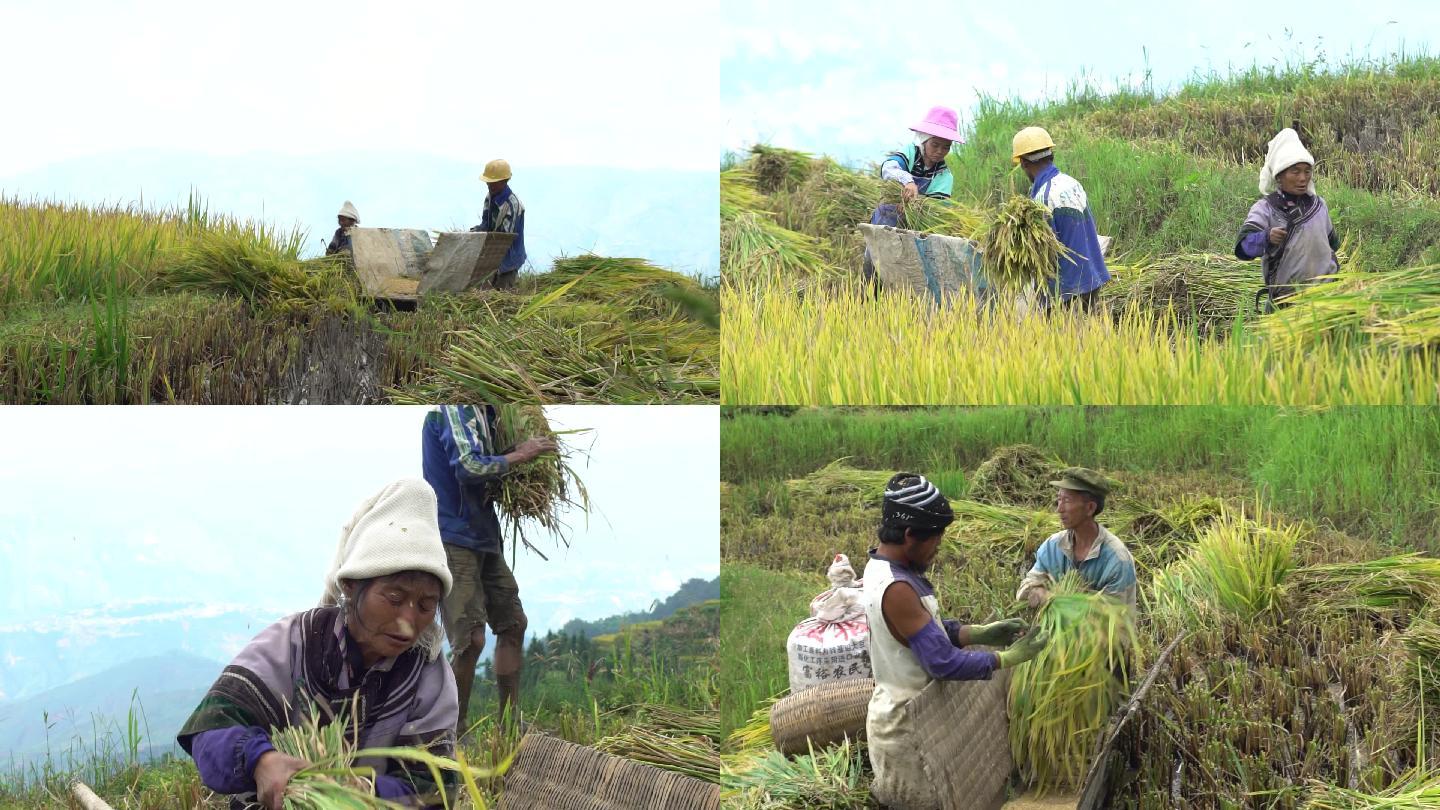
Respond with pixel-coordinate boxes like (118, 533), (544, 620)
(968, 617), (1028, 647)
(996, 629), (1050, 669)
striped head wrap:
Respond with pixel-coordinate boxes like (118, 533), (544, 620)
(881, 472), (954, 531)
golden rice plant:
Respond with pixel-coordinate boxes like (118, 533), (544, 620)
(161, 227), (359, 315)
(1008, 572), (1134, 794)
(980, 195), (1067, 292)
(1258, 265), (1440, 352)
(720, 274), (1440, 405)
(493, 404), (590, 558)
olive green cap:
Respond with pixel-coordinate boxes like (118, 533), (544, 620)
(1048, 467), (1111, 496)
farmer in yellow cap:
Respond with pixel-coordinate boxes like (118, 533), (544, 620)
(1012, 127), (1110, 311)
(325, 200), (361, 256)
(470, 159), (527, 289)
(1017, 468), (1136, 610)
(864, 473), (1047, 807)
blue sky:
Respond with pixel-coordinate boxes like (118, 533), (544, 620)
(0, 0), (719, 268)
(0, 406), (718, 697)
(722, 0), (1438, 165)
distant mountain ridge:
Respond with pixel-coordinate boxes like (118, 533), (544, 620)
(0, 150), (719, 275)
(559, 576), (719, 638)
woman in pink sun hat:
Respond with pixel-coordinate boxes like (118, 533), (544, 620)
(863, 105), (965, 288)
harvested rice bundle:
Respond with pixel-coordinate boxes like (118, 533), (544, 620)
(746, 145), (816, 195)
(876, 185), (986, 238)
(801, 161), (888, 242)
(968, 444), (1066, 508)
(722, 168), (772, 218)
(721, 738), (871, 810)
(1100, 254), (1262, 334)
(163, 228), (358, 315)
(594, 724), (721, 783)
(537, 255), (709, 322)
(784, 459), (893, 506)
(1149, 508), (1302, 624)
(1296, 553), (1440, 614)
(725, 699), (777, 753)
(1305, 771), (1440, 809)
(980, 196), (1068, 292)
(493, 404), (589, 559)
(1124, 495), (1226, 574)
(947, 498), (1056, 556)
(1258, 264), (1440, 351)
(1008, 572), (1134, 795)
(722, 211), (836, 287)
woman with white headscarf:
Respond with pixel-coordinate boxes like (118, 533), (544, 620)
(177, 479), (459, 809)
(326, 201), (361, 256)
(1235, 128), (1339, 310)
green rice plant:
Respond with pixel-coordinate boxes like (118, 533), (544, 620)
(1150, 507), (1300, 623)
(980, 195), (1067, 292)
(1008, 572), (1134, 795)
(721, 738), (873, 809)
(720, 274), (1440, 405)
(493, 404), (591, 559)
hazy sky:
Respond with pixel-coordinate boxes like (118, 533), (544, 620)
(0, 0), (717, 177)
(0, 406), (719, 659)
(722, 0), (1438, 165)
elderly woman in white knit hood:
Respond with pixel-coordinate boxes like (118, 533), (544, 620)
(326, 200), (361, 256)
(177, 479), (459, 810)
(1234, 128), (1339, 310)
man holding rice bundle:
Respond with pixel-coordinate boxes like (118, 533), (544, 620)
(1017, 468), (1137, 610)
(1012, 127), (1111, 310)
(421, 405), (556, 737)
(864, 473), (1048, 808)
(1234, 127), (1339, 311)
(861, 106), (963, 288)
(177, 479), (460, 809)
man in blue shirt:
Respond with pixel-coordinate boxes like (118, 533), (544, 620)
(421, 405), (556, 735)
(1017, 468), (1137, 610)
(1013, 127), (1111, 311)
(470, 159), (527, 289)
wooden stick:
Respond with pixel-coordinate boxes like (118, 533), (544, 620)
(70, 781), (115, 810)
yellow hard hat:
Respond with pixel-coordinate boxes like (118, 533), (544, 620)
(1012, 127), (1056, 165)
(480, 159), (512, 183)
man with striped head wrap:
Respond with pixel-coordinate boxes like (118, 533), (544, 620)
(863, 473), (1048, 808)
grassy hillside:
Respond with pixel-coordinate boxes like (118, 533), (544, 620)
(719, 407), (1440, 808)
(722, 56), (1440, 405)
(0, 604), (719, 808)
(0, 196), (719, 404)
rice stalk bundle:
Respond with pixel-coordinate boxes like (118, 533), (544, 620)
(801, 161), (889, 241)
(877, 185), (986, 238)
(1124, 495), (1226, 574)
(271, 700), (510, 809)
(1297, 554), (1440, 614)
(1008, 572), (1134, 794)
(947, 498), (1056, 556)
(1259, 265), (1440, 351)
(1304, 771), (1440, 809)
(980, 195), (1067, 292)
(745, 145), (816, 195)
(722, 168), (772, 218)
(1100, 253), (1261, 334)
(493, 404), (590, 557)
(593, 725), (721, 783)
(1149, 508), (1300, 624)
(783, 458), (894, 505)
(537, 255), (709, 323)
(629, 703), (723, 745)
(721, 211), (836, 287)
(162, 228), (358, 315)
(720, 738), (871, 809)
(725, 700), (776, 753)
(1403, 617), (1440, 700)
(968, 444), (1065, 508)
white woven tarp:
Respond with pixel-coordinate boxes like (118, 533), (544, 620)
(419, 231), (516, 294)
(859, 224), (985, 306)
